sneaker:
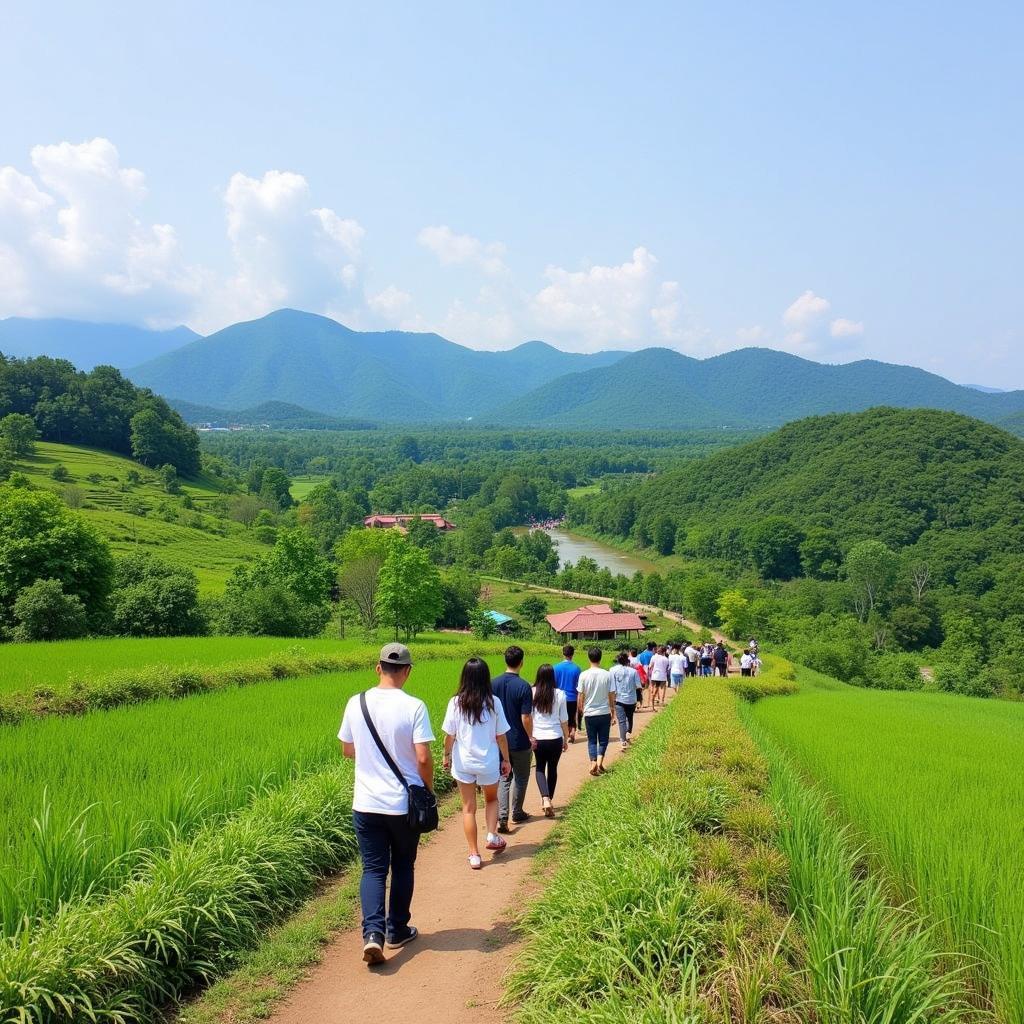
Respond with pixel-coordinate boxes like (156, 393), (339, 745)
(468, 854), (483, 870)
(497, 820), (509, 834)
(512, 812), (531, 824)
(362, 932), (386, 965)
(486, 834), (507, 852)
(386, 926), (418, 949)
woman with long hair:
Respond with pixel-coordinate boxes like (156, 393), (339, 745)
(530, 663), (569, 817)
(442, 657), (512, 869)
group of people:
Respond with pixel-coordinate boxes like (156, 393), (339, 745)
(338, 634), (759, 966)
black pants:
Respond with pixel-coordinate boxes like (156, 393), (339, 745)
(715, 663), (728, 676)
(533, 738), (564, 799)
(741, 667), (751, 677)
(353, 810), (419, 940)
(566, 699), (578, 730)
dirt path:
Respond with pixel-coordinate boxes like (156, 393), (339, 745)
(268, 694), (674, 1024)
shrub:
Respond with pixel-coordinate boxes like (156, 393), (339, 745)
(110, 554), (206, 637)
(50, 463), (70, 481)
(218, 583), (331, 637)
(12, 579), (89, 641)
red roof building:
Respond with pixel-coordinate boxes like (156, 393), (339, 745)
(546, 604), (645, 640)
(363, 514), (456, 531)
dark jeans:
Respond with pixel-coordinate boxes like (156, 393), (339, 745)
(584, 713), (612, 760)
(499, 747), (533, 822)
(353, 810), (420, 940)
(715, 663), (728, 676)
(614, 701), (636, 742)
(566, 699), (578, 731)
(533, 738), (564, 799)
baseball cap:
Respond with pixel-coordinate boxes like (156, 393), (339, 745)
(379, 642), (413, 667)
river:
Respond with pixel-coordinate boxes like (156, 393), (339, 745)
(516, 527), (661, 576)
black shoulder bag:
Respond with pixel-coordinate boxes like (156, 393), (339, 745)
(359, 691), (439, 834)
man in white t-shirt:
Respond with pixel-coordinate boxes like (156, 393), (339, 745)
(338, 643), (435, 966)
(648, 645), (670, 709)
(683, 642), (699, 677)
(577, 647), (616, 775)
(668, 645), (687, 690)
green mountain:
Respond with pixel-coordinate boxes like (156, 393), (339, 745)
(129, 310), (626, 422)
(169, 399), (375, 431)
(0, 317), (198, 370)
(486, 347), (1024, 428)
(574, 407), (1024, 562)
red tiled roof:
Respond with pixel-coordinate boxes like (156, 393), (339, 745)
(363, 514), (455, 529)
(546, 609), (645, 634)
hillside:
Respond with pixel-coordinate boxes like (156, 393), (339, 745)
(129, 309), (626, 421)
(169, 399), (376, 431)
(486, 347), (1024, 428)
(573, 407), (1024, 568)
(0, 317), (198, 370)
(9, 443), (264, 592)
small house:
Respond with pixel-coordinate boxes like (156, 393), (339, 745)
(546, 604), (645, 641)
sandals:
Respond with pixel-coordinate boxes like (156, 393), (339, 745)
(468, 854), (482, 870)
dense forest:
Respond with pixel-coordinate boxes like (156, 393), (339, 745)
(0, 354), (200, 474)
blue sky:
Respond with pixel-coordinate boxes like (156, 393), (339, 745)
(1, 1), (1021, 383)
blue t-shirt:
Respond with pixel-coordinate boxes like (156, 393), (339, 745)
(491, 672), (534, 752)
(638, 649), (654, 667)
(553, 659), (581, 701)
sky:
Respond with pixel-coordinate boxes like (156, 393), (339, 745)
(0, 1), (1021, 384)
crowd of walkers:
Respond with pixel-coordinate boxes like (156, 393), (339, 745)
(338, 634), (760, 966)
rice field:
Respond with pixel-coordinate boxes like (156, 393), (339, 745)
(747, 666), (1024, 1022)
(0, 653), (546, 935)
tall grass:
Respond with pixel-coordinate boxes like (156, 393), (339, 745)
(0, 654), (540, 936)
(749, 667), (1024, 1022)
(507, 677), (807, 1023)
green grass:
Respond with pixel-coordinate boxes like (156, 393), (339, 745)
(0, 635), (360, 695)
(13, 442), (264, 592)
(288, 474), (330, 501)
(565, 483), (601, 499)
(749, 665), (1024, 1022)
(0, 651), (553, 935)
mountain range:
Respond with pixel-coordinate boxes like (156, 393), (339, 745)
(0, 317), (198, 370)
(5, 308), (1024, 431)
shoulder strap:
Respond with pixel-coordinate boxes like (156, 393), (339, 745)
(360, 691), (409, 793)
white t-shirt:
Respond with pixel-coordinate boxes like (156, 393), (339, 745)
(668, 653), (687, 676)
(442, 696), (510, 778)
(649, 653), (670, 682)
(531, 687), (568, 740)
(684, 645), (699, 664)
(578, 666), (613, 716)
(338, 687), (435, 815)
(740, 653), (753, 669)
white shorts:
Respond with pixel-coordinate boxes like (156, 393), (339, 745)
(452, 767), (499, 787)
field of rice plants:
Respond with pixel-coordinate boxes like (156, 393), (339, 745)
(748, 666), (1024, 1023)
(0, 649), (553, 1022)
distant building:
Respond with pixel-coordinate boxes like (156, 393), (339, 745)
(363, 513), (456, 531)
(484, 611), (517, 634)
(546, 603), (645, 641)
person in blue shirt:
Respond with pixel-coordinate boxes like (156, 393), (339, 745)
(553, 644), (582, 743)
(491, 645), (535, 834)
(638, 641), (656, 669)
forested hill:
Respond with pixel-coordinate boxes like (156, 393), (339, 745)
(572, 407), (1024, 574)
(485, 347), (1024, 428)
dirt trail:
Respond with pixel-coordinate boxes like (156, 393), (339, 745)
(268, 694), (673, 1024)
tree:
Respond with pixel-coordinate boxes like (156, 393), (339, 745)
(12, 579), (88, 641)
(744, 516), (805, 580)
(259, 466), (293, 509)
(129, 407), (200, 474)
(336, 528), (404, 629)
(229, 493), (263, 527)
(376, 544), (443, 640)
(516, 594), (549, 626)
(845, 540), (898, 621)
(716, 589), (752, 640)
(800, 527), (842, 579)
(299, 481), (362, 552)
(438, 568), (480, 628)
(110, 553), (205, 637)
(159, 463), (181, 494)
(0, 487), (113, 632)
(909, 559), (932, 603)
(0, 413), (39, 458)
(469, 607), (497, 639)
(685, 574), (723, 626)
(652, 514), (677, 555)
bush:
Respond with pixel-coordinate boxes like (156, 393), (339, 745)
(110, 554), (206, 637)
(12, 579), (89, 641)
(218, 583), (331, 637)
(868, 652), (923, 690)
(934, 657), (996, 698)
(50, 463), (70, 481)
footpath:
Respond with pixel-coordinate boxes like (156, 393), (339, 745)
(267, 692), (674, 1024)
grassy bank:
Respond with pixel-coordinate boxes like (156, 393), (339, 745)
(506, 675), (806, 1022)
(748, 665), (1024, 1022)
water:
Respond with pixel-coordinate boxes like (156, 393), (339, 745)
(527, 527), (661, 576)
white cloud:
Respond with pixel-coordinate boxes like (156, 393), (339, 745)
(0, 138), (201, 325)
(367, 284), (413, 321)
(417, 224), (506, 274)
(735, 325), (769, 344)
(830, 317), (864, 338)
(783, 289), (831, 329)
(530, 246), (688, 350)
